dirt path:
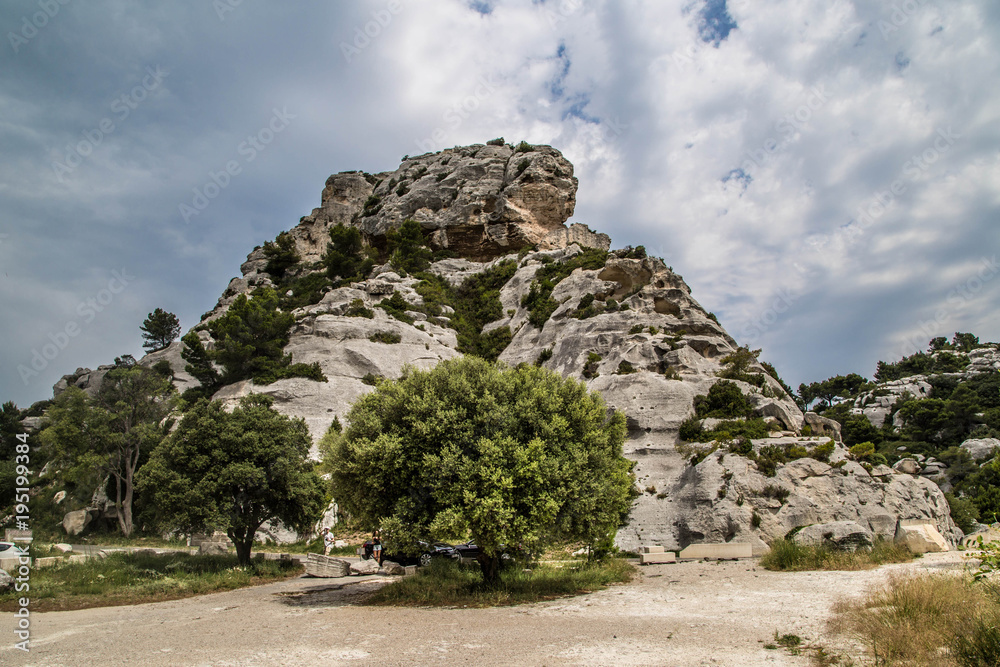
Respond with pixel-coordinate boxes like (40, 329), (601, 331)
(0, 553), (967, 666)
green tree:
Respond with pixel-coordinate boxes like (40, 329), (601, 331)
(953, 332), (980, 352)
(0, 402), (26, 509)
(328, 357), (636, 585)
(386, 219), (433, 274)
(262, 231), (300, 279)
(138, 394), (325, 565)
(140, 308), (181, 352)
(324, 223), (374, 283)
(40, 363), (176, 536)
(207, 288), (325, 385)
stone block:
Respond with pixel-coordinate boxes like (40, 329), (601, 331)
(678, 543), (753, 560)
(404, 565), (418, 576)
(640, 552), (676, 564)
(68, 555), (88, 564)
(34, 557), (60, 569)
(895, 520), (949, 554)
(54, 543), (73, 553)
(640, 545), (665, 554)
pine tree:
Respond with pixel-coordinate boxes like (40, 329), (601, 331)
(140, 308), (181, 351)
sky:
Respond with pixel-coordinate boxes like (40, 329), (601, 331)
(1, 0), (998, 408)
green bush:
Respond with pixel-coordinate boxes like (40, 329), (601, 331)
(324, 224), (376, 284)
(583, 352), (602, 379)
(387, 219), (432, 274)
(515, 140), (533, 153)
(946, 492), (980, 534)
(345, 298), (374, 318)
(369, 331), (402, 344)
(615, 361), (638, 375)
(535, 348), (553, 366)
(693, 380), (753, 419)
(378, 292), (415, 324)
(486, 137), (505, 146)
(521, 248), (609, 328)
(262, 231), (300, 279)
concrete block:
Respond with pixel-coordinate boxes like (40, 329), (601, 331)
(640, 552), (676, 564)
(68, 555), (88, 564)
(640, 545), (665, 554)
(0, 557), (25, 572)
(34, 557), (60, 569)
(404, 565), (418, 576)
(679, 543), (753, 560)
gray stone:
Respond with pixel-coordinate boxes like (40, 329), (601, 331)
(198, 542), (228, 556)
(0, 569), (13, 590)
(62, 509), (92, 536)
(378, 560), (406, 576)
(53, 543), (73, 553)
(893, 458), (922, 475)
(350, 559), (380, 576)
(961, 438), (1000, 462)
(793, 521), (874, 551)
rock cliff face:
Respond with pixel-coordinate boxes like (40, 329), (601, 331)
(48, 143), (959, 548)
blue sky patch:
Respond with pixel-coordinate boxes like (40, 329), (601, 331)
(699, 0), (737, 47)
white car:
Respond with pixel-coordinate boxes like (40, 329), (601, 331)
(0, 541), (23, 556)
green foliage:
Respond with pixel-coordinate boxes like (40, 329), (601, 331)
(387, 219), (433, 274)
(327, 357), (636, 585)
(759, 538), (913, 571)
(137, 394), (325, 565)
(377, 291), (415, 324)
(39, 364), (176, 536)
(945, 492), (980, 534)
(362, 373), (381, 386)
(810, 440), (835, 463)
(369, 331), (402, 344)
(486, 137), (505, 146)
(582, 352), (602, 379)
(275, 271), (333, 310)
(0, 401), (27, 508)
(760, 484), (790, 503)
(262, 231), (300, 279)
(521, 248), (609, 328)
(571, 293), (604, 319)
(693, 380), (753, 419)
(324, 223), (375, 284)
(628, 324), (643, 334)
(717, 346), (766, 386)
(345, 298), (374, 318)
(707, 312), (719, 324)
(515, 158), (530, 177)
(848, 441), (887, 466)
(535, 348), (553, 366)
(840, 413), (882, 447)
(681, 416), (770, 444)
(760, 361), (795, 399)
(615, 361), (638, 375)
(515, 140), (533, 153)
(139, 308), (181, 352)
(798, 373), (868, 410)
(756, 444), (786, 477)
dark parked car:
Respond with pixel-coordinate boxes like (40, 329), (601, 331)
(359, 540), (457, 567)
(452, 541), (525, 566)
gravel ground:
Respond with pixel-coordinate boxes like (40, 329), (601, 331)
(0, 552), (968, 666)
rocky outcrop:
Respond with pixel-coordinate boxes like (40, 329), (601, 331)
(27, 143), (959, 554)
(793, 521), (873, 551)
(961, 438), (1000, 462)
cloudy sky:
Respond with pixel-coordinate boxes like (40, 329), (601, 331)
(2, 0), (998, 408)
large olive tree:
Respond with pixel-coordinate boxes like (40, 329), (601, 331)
(328, 357), (636, 585)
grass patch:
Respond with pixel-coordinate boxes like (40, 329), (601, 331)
(365, 557), (634, 607)
(0, 552), (302, 612)
(760, 538), (916, 572)
(831, 572), (1000, 666)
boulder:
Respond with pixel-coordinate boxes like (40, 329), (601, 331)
(961, 438), (1000, 462)
(895, 520), (949, 553)
(350, 559), (380, 576)
(892, 458), (921, 475)
(53, 543), (73, 553)
(378, 560), (406, 576)
(198, 542), (229, 556)
(62, 509), (92, 536)
(793, 521), (874, 552)
(0, 569), (13, 590)
(803, 412), (842, 441)
(52, 490), (66, 505)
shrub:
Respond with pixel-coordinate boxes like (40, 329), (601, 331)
(756, 444), (787, 477)
(378, 292), (415, 324)
(362, 373), (380, 386)
(262, 231), (300, 279)
(616, 361), (638, 375)
(522, 248), (609, 328)
(515, 140), (533, 153)
(535, 348), (553, 366)
(387, 219), (433, 274)
(629, 324), (644, 335)
(751, 511), (762, 528)
(760, 484), (790, 504)
(369, 331), (402, 344)
(324, 224), (376, 284)
(583, 352), (602, 379)
(946, 492), (980, 534)
(810, 440), (835, 463)
(486, 137), (505, 146)
(345, 298), (374, 318)
(693, 381), (753, 420)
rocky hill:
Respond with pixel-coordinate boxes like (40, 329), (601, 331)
(39, 142), (959, 551)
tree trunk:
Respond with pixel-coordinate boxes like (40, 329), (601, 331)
(477, 553), (502, 587)
(120, 482), (133, 537)
(228, 524), (259, 566)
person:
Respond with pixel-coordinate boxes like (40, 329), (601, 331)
(371, 529), (382, 564)
(322, 528), (335, 556)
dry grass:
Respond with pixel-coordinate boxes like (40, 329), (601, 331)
(830, 572), (1000, 666)
(760, 539), (916, 572)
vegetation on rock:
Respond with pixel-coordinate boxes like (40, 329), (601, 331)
(139, 308), (181, 352)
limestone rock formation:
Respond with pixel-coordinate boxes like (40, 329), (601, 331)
(961, 438), (1000, 462)
(28, 143), (959, 554)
